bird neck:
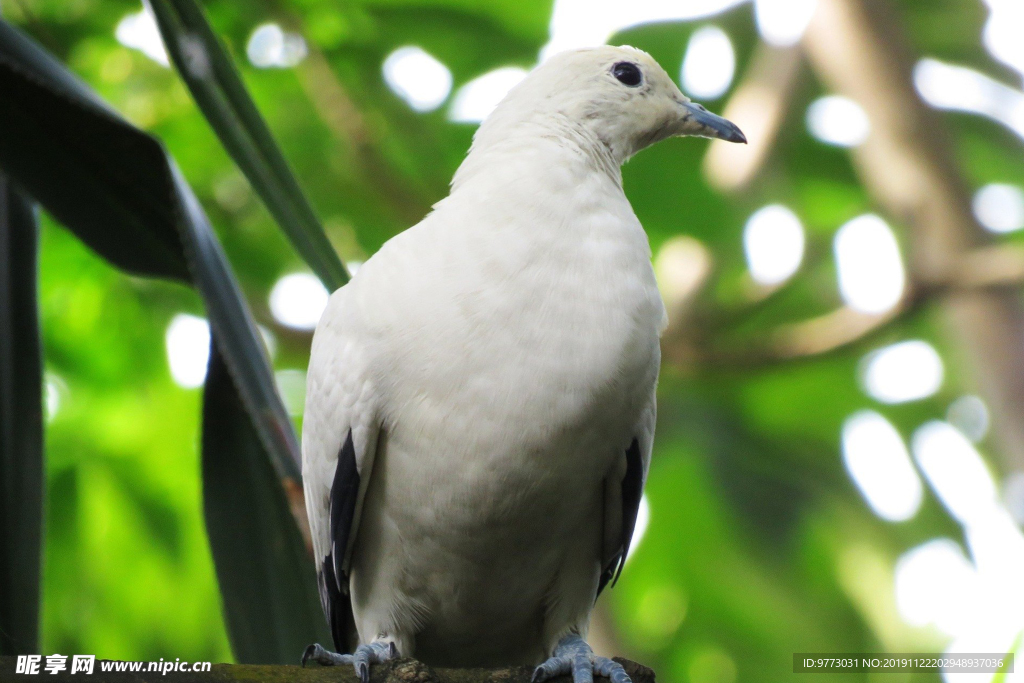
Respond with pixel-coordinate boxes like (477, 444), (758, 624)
(452, 112), (623, 192)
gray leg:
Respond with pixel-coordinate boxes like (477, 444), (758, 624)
(532, 633), (631, 683)
(302, 641), (397, 683)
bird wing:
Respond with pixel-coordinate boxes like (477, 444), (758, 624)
(302, 286), (381, 652)
(598, 390), (655, 596)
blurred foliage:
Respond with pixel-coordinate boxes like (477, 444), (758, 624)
(3, 0), (1024, 681)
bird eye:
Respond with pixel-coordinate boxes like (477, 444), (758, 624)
(611, 62), (642, 87)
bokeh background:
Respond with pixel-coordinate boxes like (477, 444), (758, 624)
(4, 0), (1024, 680)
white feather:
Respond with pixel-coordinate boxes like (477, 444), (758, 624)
(301, 44), (712, 667)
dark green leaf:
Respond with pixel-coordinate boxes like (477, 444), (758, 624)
(0, 18), (299, 483)
(0, 20), (326, 661)
(0, 25), (187, 282)
(0, 175), (43, 656)
(202, 345), (331, 664)
(150, 0), (349, 291)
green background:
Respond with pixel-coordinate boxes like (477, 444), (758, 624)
(4, 0), (1023, 681)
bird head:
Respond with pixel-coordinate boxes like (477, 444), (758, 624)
(475, 46), (746, 166)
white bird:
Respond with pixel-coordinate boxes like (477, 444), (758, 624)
(301, 45), (745, 683)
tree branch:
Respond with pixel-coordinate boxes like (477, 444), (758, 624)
(689, 297), (920, 370)
(0, 657), (656, 683)
(293, 42), (438, 226)
(703, 42), (804, 192)
(676, 242), (1024, 369)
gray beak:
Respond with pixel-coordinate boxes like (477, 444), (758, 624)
(681, 101), (747, 144)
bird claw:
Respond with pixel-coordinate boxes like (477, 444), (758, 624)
(301, 641), (397, 683)
(593, 657), (632, 683)
(532, 634), (632, 683)
(302, 643), (349, 667)
(532, 656), (571, 683)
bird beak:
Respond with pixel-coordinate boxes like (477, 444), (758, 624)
(678, 101), (747, 144)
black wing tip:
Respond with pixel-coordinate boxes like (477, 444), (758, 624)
(322, 428), (361, 653)
(600, 439), (644, 596)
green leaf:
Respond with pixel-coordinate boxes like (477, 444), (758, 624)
(991, 631), (1022, 683)
(0, 25), (188, 282)
(0, 175), (43, 656)
(149, 0), (349, 291)
(0, 18), (299, 484)
(0, 20), (325, 661)
(202, 346), (331, 664)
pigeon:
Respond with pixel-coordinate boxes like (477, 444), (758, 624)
(300, 45), (745, 683)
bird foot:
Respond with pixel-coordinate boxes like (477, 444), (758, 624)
(532, 634), (631, 683)
(302, 641), (398, 683)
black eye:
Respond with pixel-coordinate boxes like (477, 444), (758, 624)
(611, 61), (642, 87)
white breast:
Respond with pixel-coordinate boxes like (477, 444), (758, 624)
(339, 135), (663, 664)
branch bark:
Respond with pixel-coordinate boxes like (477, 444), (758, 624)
(0, 657), (656, 683)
